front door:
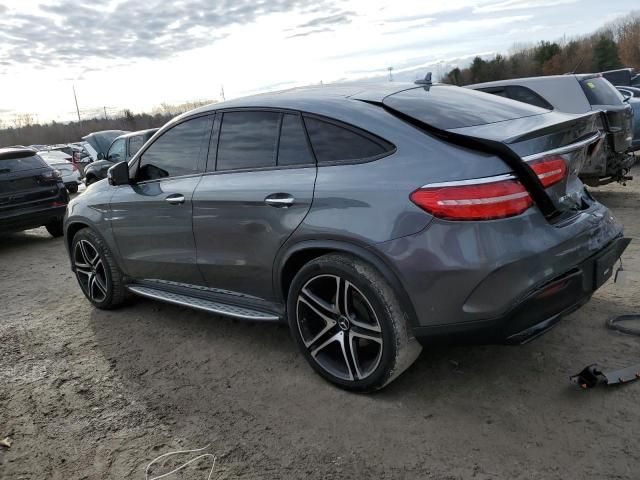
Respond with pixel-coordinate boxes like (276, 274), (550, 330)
(110, 115), (213, 283)
(193, 110), (316, 300)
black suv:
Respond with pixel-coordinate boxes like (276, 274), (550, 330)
(0, 147), (69, 237)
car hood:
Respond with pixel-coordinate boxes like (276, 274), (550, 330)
(82, 130), (129, 156)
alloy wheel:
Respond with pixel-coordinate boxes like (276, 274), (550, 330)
(296, 274), (383, 381)
(73, 239), (109, 303)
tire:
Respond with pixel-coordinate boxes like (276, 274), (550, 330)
(45, 218), (64, 237)
(71, 228), (126, 309)
(287, 253), (422, 392)
(67, 184), (78, 194)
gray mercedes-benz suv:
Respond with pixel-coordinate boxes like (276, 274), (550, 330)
(65, 83), (629, 391)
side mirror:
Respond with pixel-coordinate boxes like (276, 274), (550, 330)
(97, 152), (104, 160)
(620, 89), (632, 102)
(107, 161), (130, 186)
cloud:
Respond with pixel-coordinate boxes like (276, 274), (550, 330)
(296, 12), (355, 28)
(285, 10), (356, 38)
(0, 0), (336, 68)
(474, 0), (578, 13)
(287, 27), (334, 38)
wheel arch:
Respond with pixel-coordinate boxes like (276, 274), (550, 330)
(275, 239), (419, 328)
(65, 220), (126, 274)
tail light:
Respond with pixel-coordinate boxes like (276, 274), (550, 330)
(41, 169), (61, 180)
(529, 156), (567, 188)
(410, 157), (568, 221)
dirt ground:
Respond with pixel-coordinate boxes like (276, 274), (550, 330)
(1, 169), (640, 480)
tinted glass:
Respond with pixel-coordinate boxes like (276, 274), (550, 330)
(138, 116), (210, 181)
(0, 155), (47, 173)
(216, 111), (280, 171)
(278, 114), (313, 166)
(383, 85), (549, 129)
(128, 136), (144, 159)
(505, 86), (553, 110)
(580, 77), (624, 106)
(304, 117), (391, 163)
(107, 139), (126, 162)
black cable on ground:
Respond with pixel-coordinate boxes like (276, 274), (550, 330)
(606, 314), (640, 336)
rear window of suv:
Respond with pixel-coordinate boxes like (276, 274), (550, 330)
(580, 77), (624, 106)
(0, 154), (47, 174)
(383, 85), (549, 130)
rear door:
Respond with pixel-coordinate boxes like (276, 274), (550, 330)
(192, 110), (316, 300)
(110, 115), (213, 283)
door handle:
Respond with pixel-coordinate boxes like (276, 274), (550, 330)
(165, 194), (185, 205)
(264, 194), (295, 208)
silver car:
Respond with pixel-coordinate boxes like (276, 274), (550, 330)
(38, 150), (82, 194)
(64, 83), (629, 391)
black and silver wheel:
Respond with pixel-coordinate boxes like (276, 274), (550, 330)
(288, 253), (422, 392)
(67, 183), (79, 194)
(71, 228), (126, 309)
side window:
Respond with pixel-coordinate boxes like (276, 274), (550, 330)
(137, 116), (211, 181)
(505, 86), (553, 110)
(303, 116), (393, 163)
(128, 135), (144, 159)
(278, 114), (314, 166)
(215, 111), (280, 171)
(107, 139), (126, 162)
(480, 87), (508, 99)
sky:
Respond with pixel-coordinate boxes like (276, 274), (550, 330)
(0, 0), (637, 124)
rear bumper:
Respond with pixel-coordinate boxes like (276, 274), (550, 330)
(373, 197), (626, 343)
(0, 204), (67, 233)
(412, 236), (630, 344)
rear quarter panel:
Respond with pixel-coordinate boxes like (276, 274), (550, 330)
(291, 100), (516, 245)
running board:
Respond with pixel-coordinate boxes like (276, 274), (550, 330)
(126, 285), (281, 321)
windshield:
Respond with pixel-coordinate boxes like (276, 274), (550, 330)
(580, 77), (624, 106)
(0, 154), (47, 174)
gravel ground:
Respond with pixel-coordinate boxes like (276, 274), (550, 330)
(1, 169), (640, 480)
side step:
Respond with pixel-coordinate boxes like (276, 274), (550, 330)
(126, 285), (281, 321)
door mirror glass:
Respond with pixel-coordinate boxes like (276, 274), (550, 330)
(620, 89), (632, 102)
(107, 161), (130, 186)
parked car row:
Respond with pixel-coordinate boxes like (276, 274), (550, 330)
(0, 147), (68, 237)
(63, 82), (629, 391)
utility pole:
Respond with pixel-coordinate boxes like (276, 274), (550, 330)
(220, 85), (226, 101)
(103, 106), (108, 120)
(387, 66), (393, 82)
(72, 84), (81, 123)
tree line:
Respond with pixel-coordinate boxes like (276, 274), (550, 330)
(442, 11), (640, 86)
(0, 100), (214, 148)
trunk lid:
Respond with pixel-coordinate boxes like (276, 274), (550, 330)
(447, 110), (603, 213)
(0, 154), (62, 212)
(380, 85), (603, 218)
